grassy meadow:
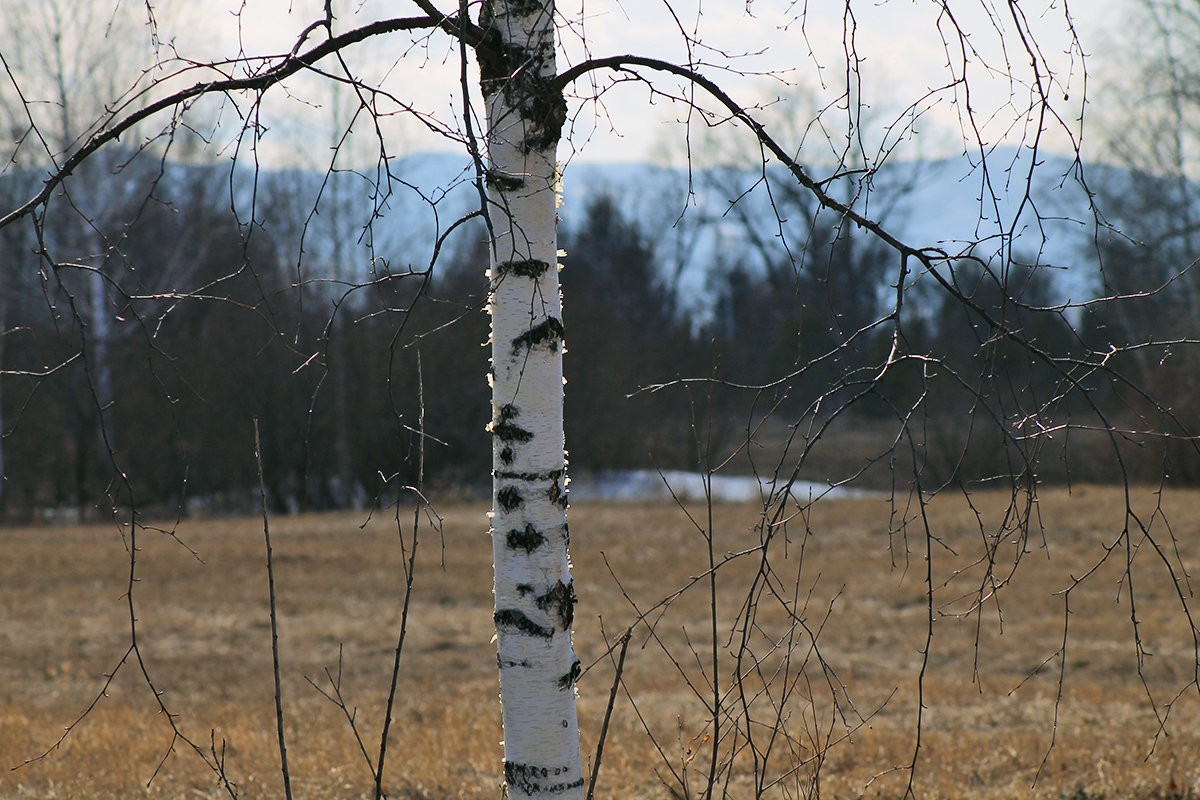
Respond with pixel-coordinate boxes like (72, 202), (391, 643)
(2, 486), (1199, 799)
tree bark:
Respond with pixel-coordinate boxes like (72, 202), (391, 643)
(480, 1), (581, 798)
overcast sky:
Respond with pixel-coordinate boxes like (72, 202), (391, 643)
(146, 0), (1130, 165)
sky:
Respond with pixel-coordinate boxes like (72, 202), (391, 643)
(6, 0), (1133, 168)
(167, 0), (1126, 166)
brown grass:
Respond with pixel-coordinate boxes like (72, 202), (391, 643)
(2, 486), (1199, 799)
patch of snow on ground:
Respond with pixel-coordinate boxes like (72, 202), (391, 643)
(570, 470), (878, 503)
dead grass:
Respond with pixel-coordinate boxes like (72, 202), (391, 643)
(2, 486), (1199, 799)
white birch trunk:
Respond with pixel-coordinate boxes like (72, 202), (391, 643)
(480, 1), (582, 798)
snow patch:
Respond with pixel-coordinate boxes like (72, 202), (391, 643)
(569, 470), (877, 503)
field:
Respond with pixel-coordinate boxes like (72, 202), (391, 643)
(2, 486), (1199, 799)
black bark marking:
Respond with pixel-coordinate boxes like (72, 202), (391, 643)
(483, 0), (542, 20)
(495, 259), (551, 279)
(507, 524), (546, 554)
(495, 609), (553, 639)
(477, 41), (523, 97)
(553, 779), (586, 794)
(486, 169), (526, 191)
(492, 404), (534, 443)
(535, 580), (575, 629)
(492, 421), (534, 443)
(523, 96), (567, 152)
(504, 762), (583, 796)
(496, 468), (564, 482)
(504, 761), (538, 795)
(512, 317), (564, 352)
(498, 656), (533, 669)
(557, 659), (582, 690)
(500, 445), (515, 465)
(497, 486), (523, 512)
(474, 3), (511, 93)
(477, 4), (566, 149)
(548, 472), (567, 509)
(516, 583), (535, 596)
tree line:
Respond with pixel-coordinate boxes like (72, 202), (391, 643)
(0, 149), (1191, 519)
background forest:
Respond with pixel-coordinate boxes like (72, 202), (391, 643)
(0, 140), (1193, 518)
(0, 0), (1197, 521)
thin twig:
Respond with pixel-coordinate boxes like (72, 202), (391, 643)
(374, 352), (425, 800)
(254, 417), (294, 800)
(588, 628), (631, 800)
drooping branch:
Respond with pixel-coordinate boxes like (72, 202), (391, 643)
(553, 54), (1187, 493)
(551, 55), (1040, 360)
(0, 14), (447, 230)
(553, 56), (925, 264)
(557, 56), (1133, 381)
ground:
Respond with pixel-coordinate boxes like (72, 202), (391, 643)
(1, 487), (1198, 799)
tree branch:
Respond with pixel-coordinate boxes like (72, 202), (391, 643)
(553, 55), (921, 262)
(0, 15), (446, 230)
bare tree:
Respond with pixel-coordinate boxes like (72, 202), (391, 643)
(1085, 0), (1200, 480)
(0, 0), (191, 509)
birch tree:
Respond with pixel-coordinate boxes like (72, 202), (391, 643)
(478, 1), (583, 795)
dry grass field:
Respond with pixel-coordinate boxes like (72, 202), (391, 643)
(2, 486), (1200, 800)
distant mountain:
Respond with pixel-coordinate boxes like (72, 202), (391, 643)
(355, 146), (1107, 310)
(4, 145), (1108, 309)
